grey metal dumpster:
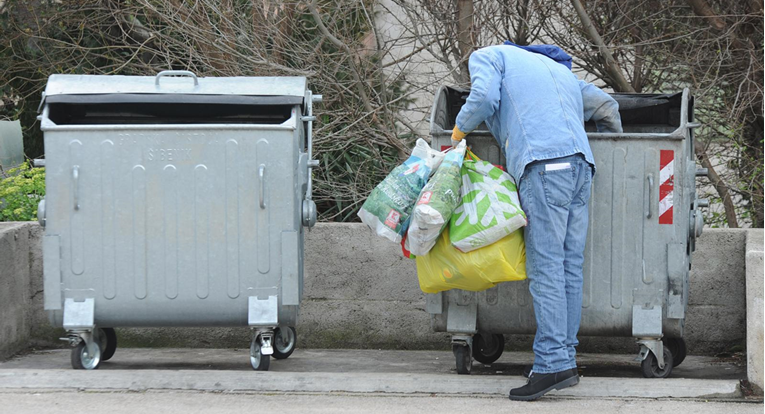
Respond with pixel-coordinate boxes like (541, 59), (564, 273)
(427, 85), (707, 378)
(37, 71), (321, 371)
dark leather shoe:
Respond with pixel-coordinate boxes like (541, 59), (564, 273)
(509, 368), (579, 401)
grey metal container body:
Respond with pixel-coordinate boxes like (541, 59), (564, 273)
(38, 73), (319, 369)
(427, 86), (704, 360)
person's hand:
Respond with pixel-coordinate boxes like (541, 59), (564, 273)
(451, 125), (467, 148)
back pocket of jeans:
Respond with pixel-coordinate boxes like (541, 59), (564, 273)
(540, 166), (576, 207)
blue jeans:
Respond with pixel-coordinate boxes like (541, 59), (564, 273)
(518, 153), (592, 374)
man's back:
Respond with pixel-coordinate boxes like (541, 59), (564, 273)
(455, 44), (621, 181)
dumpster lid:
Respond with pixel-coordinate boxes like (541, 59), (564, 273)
(43, 74), (307, 103)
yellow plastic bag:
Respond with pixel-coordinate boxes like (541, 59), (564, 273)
(415, 227), (526, 293)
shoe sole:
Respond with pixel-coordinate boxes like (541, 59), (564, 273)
(508, 375), (580, 401)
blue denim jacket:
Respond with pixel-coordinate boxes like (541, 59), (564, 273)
(455, 45), (623, 181)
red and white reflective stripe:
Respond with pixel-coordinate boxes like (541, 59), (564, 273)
(659, 150), (674, 225)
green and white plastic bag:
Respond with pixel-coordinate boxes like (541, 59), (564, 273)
(450, 155), (527, 253)
(407, 140), (466, 256)
(358, 139), (445, 243)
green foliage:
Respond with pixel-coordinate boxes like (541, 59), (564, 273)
(0, 162), (45, 222)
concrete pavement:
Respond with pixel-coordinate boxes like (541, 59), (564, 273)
(0, 391), (762, 414)
(0, 348), (752, 400)
(1, 348), (761, 412)
(0, 368), (745, 399)
(0, 348), (747, 378)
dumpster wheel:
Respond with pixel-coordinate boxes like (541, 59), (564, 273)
(453, 344), (472, 375)
(250, 335), (271, 371)
(71, 339), (102, 370)
(664, 337), (687, 367)
(641, 347), (674, 378)
(272, 327), (297, 360)
(98, 328), (118, 362)
(472, 333), (505, 365)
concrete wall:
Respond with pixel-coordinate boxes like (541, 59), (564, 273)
(0, 222), (46, 360)
(746, 230), (764, 393)
(0, 222), (755, 358)
(685, 229), (749, 355)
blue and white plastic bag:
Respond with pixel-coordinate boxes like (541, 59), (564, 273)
(358, 139), (444, 243)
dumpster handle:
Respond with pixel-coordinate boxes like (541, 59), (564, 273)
(258, 164), (266, 209)
(646, 174), (654, 219)
(305, 92), (322, 201)
(72, 165), (80, 211)
(155, 70), (199, 87)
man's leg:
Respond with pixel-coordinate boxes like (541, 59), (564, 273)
(562, 160), (592, 366)
(510, 156), (583, 401)
(518, 159), (576, 374)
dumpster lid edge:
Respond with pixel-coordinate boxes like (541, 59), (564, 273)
(44, 74), (308, 98)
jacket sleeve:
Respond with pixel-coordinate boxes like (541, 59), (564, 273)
(579, 80), (623, 133)
(455, 49), (502, 134)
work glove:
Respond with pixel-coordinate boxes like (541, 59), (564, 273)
(451, 125), (467, 148)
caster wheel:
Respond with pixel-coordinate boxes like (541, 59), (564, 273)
(453, 344), (472, 375)
(71, 340), (101, 370)
(98, 328), (118, 362)
(472, 333), (504, 365)
(250, 336), (271, 371)
(664, 338), (686, 367)
(641, 346), (673, 378)
(272, 327), (297, 360)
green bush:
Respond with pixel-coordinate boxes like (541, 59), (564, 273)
(0, 162), (45, 221)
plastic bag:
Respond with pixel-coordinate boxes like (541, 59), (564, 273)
(450, 150), (527, 252)
(407, 140), (466, 256)
(415, 227), (526, 294)
(358, 139), (445, 243)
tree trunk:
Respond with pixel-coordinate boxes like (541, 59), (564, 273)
(695, 144), (739, 228)
(569, 0), (635, 92)
(686, 0), (726, 31)
(455, 0), (474, 83)
(743, 114), (764, 227)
